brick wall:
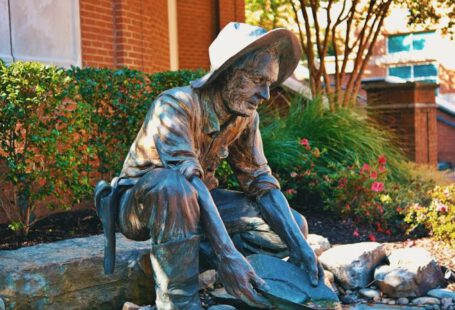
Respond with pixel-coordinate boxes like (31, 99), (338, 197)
(177, 0), (218, 70)
(80, 0), (116, 68)
(437, 110), (455, 165)
(80, 0), (245, 72)
(80, 0), (169, 73)
(363, 81), (438, 166)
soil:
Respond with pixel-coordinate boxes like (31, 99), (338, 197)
(1, 209), (454, 287)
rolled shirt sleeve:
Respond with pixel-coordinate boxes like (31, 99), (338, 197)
(152, 94), (203, 179)
(228, 112), (280, 196)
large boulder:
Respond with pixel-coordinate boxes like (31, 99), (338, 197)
(374, 248), (444, 298)
(319, 242), (386, 289)
(0, 234), (154, 310)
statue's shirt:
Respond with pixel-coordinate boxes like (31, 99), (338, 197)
(119, 86), (279, 195)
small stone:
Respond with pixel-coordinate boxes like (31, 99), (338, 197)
(397, 297), (410, 305)
(123, 302), (141, 310)
(341, 294), (358, 304)
(199, 269), (218, 290)
(388, 300), (396, 305)
(307, 234), (331, 256)
(207, 305), (237, 310)
(428, 289), (455, 300)
(381, 297), (391, 304)
(359, 288), (381, 300)
(412, 297), (441, 306)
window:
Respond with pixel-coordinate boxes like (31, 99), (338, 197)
(388, 63), (438, 83)
(387, 32), (435, 54)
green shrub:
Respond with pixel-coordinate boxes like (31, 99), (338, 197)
(0, 62), (205, 235)
(405, 184), (455, 245)
(0, 61), (88, 235)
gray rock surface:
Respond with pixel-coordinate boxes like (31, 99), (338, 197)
(307, 234), (331, 256)
(207, 305), (237, 310)
(412, 297), (441, 305)
(374, 248), (444, 298)
(319, 242), (386, 289)
(427, 289), (455, 300)
(0, 234), (154, 310)
(397, 297), (410, 305)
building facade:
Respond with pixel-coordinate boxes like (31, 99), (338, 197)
(362, 7), (455, 168)
(0, 0), (245, 72)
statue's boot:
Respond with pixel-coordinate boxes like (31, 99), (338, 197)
(150, 235), (203, 310)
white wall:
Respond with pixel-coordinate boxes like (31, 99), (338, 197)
(1, 0), (81, 67)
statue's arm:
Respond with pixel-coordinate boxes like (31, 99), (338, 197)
(229, 112), (319, 285)
(190, 176), (271, 308)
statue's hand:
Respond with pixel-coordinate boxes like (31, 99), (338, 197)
(288, 240), (321, 287)
(217, 250), (272, 309)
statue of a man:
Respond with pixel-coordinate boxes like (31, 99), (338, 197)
(97, 22), (319, 309)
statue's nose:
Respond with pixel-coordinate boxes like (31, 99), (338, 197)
(258, 84), (270, 101)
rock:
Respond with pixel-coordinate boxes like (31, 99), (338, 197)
(307, 234), (331, 256)
(123, 302), (141, 310)
(324, 270), (339, 294)
(0, 234), (154, 309)
(374, 248), (444, 298)
(247, 254), (340, 309)
(388, 300), (396, 305)
(319, 242), (386, 289)
(341, 294), (358, 304)
(359, 288), (381, 301)
(441, 298), (453, 310)
(427, 289), (455, 300)
(207, 305), (237, 310)
(199, 269), (217, 290)
(209, 288), (245, 309)
(397, 297), (410, 305)
(412, 297), (441, 306)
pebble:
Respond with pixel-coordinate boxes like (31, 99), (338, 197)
(397, 297), (410, 305)
(428, 289), (455, 300)
(412, 297), (441, 306)
(359, 288), (381, 301)
(207, 305), (237, 310)
(341, 294), (358, 304)
(388, 300), (396, 305)
(381, 297), (391, 304)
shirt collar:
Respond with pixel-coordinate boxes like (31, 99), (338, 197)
(198, 89), (221, 135)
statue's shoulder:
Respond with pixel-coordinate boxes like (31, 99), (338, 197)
(154, 85), (198, 115)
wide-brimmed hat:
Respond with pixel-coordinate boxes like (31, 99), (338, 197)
(191, 22), (302, 89)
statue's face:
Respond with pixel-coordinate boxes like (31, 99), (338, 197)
(221, 52), (279, 117)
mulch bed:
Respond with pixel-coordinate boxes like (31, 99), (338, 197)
(1, 208), (453, 289)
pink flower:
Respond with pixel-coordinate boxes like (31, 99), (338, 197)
(300, 138), (311, 150)
(378, 165), (386, 173)
(378, 155), (386, 165)
(435, 201), (448, 213)
(285, 188), (297, 196)
(368, 233), (377, 242)
(360, 163), (370, 174)
(370, 171), (378, 180)
(290, 171), (298, 178)
(353, 229), (360, 237)
(371, 181), (384, 192)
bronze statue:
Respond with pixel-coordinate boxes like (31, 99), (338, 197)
(96, 22), (320, 309)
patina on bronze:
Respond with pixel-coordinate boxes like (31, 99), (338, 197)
(96, 22), (324, 309)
